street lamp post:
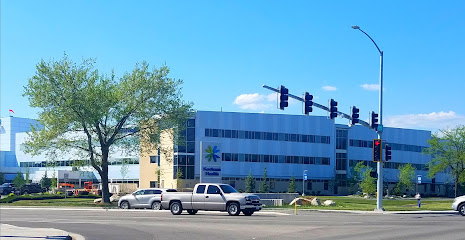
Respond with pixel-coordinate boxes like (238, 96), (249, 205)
(303, 170), (308, 196)
(352, 25), (384, 211)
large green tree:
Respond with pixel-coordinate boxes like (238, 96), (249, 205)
(423, 126), (465, 197)
(288, 176), (296, 193)
(23, 55), (192, 203)
(396, 164), (415, 194)
(259, 167), (269, 193)
(245, 171), (256, 193)
(354, 161), (376, 195)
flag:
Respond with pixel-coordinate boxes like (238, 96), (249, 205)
(9, 109), (14, 114)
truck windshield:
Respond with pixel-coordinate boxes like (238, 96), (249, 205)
(219, 185), (238, 194)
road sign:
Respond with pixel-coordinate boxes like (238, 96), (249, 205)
(304, 173), (308, 181)
(417, 175), (422, 184)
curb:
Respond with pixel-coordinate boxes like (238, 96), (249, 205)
(264, 208), (457, 215)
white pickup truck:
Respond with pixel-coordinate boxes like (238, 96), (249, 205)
(161, 183), (262, 216)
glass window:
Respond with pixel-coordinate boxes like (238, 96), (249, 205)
(263, 155), (270, 162)
(290, 134), (297, 142)
(273, 133), (278, 141)
(303, 157), (310, 164)
(254, 131), (261, 140)
(187, 166), (195, 179)
(205, 129), (210, 137)
(266, 132), (273, 140)
(278, 133), (285, 141)
(285, 134), (290, 141)
(150, 156), (158, 164)
(278, 155), (285, 163)
(238, 130), (245, 139)
(322, 158), (330, 165)
(207, 185), (221, 194)
(187, 155), (195, 165)
(251, 154), (259, 162)
(196, 185), (206, 194)
(232, 153), (238, 161)
(238, 154), (245, 162)
(187, 119), (195, 127)
(212, 129), (219, 137)
(224, 153), (231, 161)
(245, 154), (250, 162)
(231, 130), (238, 138)
(187, 142), (195, 153)
(224, 130), (231, 138)
(187, 128), (195, 141)
(178, 155), (187, 165)
(220, 185), (238, 194)
(177, 145), (186, 153)
(301, 135), (308, 142)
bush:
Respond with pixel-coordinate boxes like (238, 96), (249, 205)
(0, 193), (100, 203)
(9, 193), (15, 197)
(78, 191), (89, 196)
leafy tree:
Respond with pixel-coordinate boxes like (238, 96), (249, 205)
(354, 161), (376, 195)
(40, 171), (52, 191)
(120, 159), (130, 192)
(25, 167), (31, 184)
(13, 172), (26, 189)
(245, 171), (255, 193)
(259, 167), (269, 193)
(51, 171), (58, 190)
(176, 168), (184, 189)
(23, 55), (193, 203)
(396, 164), (415, 194)
(288, 176), (296, 193)
(423, 126), (465, 197)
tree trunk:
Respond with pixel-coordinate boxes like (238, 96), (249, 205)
(101, 147), (111, 203)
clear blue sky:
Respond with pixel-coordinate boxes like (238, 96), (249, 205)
(1, 1), (464, 133)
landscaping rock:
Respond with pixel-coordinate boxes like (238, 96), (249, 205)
(323, 200), (336, 206)
(110, 195), (120, 203)
(93, 198), (102, 204)
(311, 197), (321, 206)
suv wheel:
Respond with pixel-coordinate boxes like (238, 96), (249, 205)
(227, 202), (240, 216)
(170, 201), (183, 215)
(459, 203), (465, 216)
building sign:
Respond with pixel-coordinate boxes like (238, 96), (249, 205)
(201, 142), (222, 182)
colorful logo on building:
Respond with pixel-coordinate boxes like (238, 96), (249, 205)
(205, 145), (220, 162)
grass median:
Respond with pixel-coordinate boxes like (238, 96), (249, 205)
(267, 196), (453, 211)
(0, 194), (117, 208)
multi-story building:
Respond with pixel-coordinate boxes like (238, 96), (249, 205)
(0, 116), (139, 187)
(140, 111), (454, 196)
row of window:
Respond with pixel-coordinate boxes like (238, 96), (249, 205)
(348, 159), (427, 171)
(19, 159), (139, 168)
(349, 139), (426, 153)
(222, 177), (330, 182)
(222, 153), (331, 165)
(205, 128), (331, 144)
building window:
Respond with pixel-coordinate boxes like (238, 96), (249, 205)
(150, 156), (159, 164)
(150, 181), (158, 188)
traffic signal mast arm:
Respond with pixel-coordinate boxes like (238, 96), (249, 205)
(263, 84), (372, 129)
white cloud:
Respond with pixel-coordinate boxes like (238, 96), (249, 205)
(361, 84), (380, 91)
(384, 111), (465, 131)
(322, 86), (337, 91)
(233, 93), (276, 111)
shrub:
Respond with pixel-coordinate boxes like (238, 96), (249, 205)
(9, 193), (15, 197)
(78, 191), (89, 196)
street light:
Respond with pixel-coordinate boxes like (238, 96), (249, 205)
(352, 25), (384, 211)
(303, 170), (308, 196)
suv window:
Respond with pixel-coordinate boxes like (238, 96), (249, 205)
(165, 189), (177, 192)
(196, 185), (206, 194)
(207, 185), (221, 194)
(134, 190), (144, 195)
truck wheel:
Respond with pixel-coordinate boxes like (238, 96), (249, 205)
(151, 201), (161, 210)
(170, 201), (183, 215)
(459, 203), (465, 216)
(187, 209), (198, 215)
(243, 210), (254, 216)
(227, 202), (240, 216)
(120, 201), (130, 209)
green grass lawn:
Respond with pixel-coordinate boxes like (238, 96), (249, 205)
(270, 196), (453, 211)
(0, 197), (117, 208)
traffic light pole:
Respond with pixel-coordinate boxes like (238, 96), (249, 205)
(376, 50), (384, 211)
(262, 85), (372, 129)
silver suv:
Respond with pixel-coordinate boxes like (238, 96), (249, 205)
(118, 188), (177, 210)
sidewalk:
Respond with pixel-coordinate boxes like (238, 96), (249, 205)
(0, 224), (85, 240)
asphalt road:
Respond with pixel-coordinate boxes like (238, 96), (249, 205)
(1, 207), (464, 240)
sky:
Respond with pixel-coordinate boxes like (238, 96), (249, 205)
(1, 1), (464, 134)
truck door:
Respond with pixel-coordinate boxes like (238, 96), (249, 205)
(192, 184), (206, 210)
(205, 185), (226, 211)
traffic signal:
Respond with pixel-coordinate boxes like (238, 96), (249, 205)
(351, 106), (360, 125)
(304, 92), (313, 115)
(385, 144), (392, 161)
(371, 111), (379, 130)
(279, 85), (289, 110)
(373, 139), (382, 162)
(329, 99), (338, 119)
